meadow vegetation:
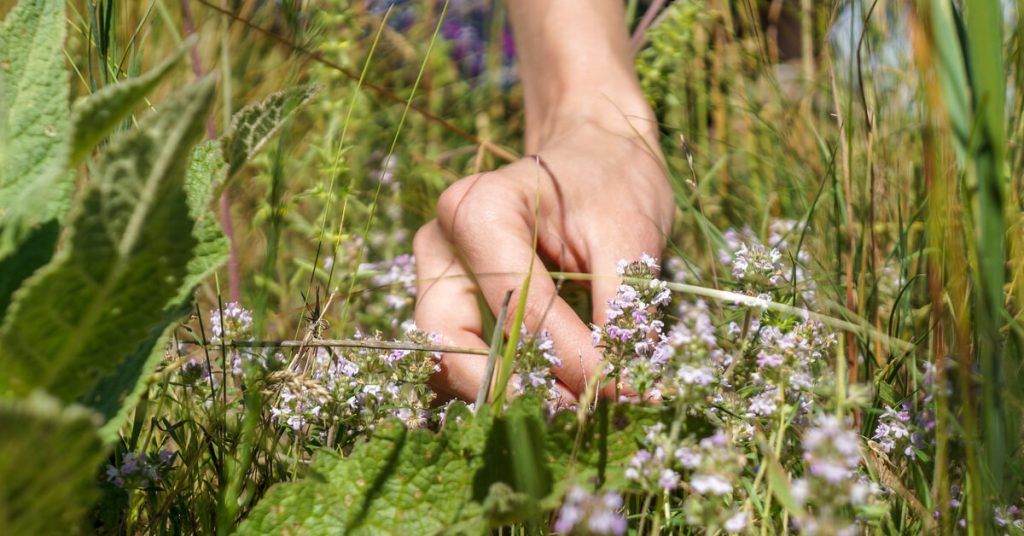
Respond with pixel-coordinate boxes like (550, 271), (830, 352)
(0, 0), (1022, 534)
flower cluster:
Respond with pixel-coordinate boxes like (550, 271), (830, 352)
(719, 222), (816, 302)
(624, 424), (747, 533)
(994, 503), (1024, 535)
(361, 254), (417, 316)
(179, 356), (216, 391)
(642, 299), (722, 405)
(738, 318), (836, 426)
(678, 431), (748, 533)
(267, 326), (441, 436)
(553, 485), (627, 536)
(105, 450), (175, 489)
(624, 423), (684, 492)
(512, 327), (562, 400)
(872, 403), (914, 458)
(591, 254), (670, 391)
(792, 415), (883, 534)
(209, 302), (254, 343)
(175, 304), (278, 407)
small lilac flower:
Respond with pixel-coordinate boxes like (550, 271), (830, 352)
(554, 486), (626, 535)
(724, 511), (748, 532)
(675, 446), (701, 469)
(690, 474), (733, 495)
(105, 451), (173, 489)
(756, 349), (784, 368)
(658, 468), (680, 491)
(209, 302), (254, 343)
(801, 414), (863, 490)
(873, 404), (914, 458)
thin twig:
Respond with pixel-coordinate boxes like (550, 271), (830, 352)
(180, 338), (489, 356)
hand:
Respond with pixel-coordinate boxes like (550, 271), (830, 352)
(413, 116), (674, 401)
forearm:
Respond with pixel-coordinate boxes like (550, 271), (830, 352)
(507, 0), (657, 152)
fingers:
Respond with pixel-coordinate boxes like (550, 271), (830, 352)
(413, 220), (490, 401)
(435, 172), (606, 396)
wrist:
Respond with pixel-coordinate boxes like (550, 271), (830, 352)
(524, 77), (659, 153)
(507, 0), (657, 152)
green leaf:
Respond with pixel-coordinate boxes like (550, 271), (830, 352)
(0, 64), (6, 172)
(83, 140), (228, 443)
(0, 0), (72, 257)
(236, 405), (487, 536)
(474, 402), (553, 504)
(221, 83), (320, 177)
(963, 1), (1012, 495)
(82, 305), (186, 443)
(927, 0), (971, 153)
(0, 392), (106, 535)
(0, 77), (215, 401)
(0, 219), (58, 319)
(544, 402), (682, 490)
(68, 36), (194, 166)
(178, 140), (229, 304)
(239, 400), (688, 534)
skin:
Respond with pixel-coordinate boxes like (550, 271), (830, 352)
(413, 0), (674, 402)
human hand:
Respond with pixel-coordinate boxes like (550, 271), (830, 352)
(413, 115), (674, 402)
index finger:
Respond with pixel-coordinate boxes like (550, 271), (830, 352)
(436, 173), (614, 397)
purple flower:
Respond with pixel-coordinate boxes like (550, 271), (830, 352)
(658, 468), (680, 491)
(724, 511), (748, 532)
(756, 350), (783, 368)
(873, 404), (914, 457)
(209, 302), (253, 343)
(801, 415), (861, 485)
(554, 486), (626, 535)
(690, 474), (733, 495)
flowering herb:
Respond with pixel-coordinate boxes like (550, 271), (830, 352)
(553, 485), (627, 536)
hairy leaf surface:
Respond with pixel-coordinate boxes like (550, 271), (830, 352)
(85, 141), (227, 442)
(178, 140), (229, 303)
(0, 219), (58, 319)
(0, 77), (215, 401)
(222, 84), (320, 177)
(238, 400), (680, 534)
(0, 393), (105, 535)
(237, 403), (487, 535)
(0, 0), (72, 257)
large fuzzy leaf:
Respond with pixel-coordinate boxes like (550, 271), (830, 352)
(221, 84), (320, 177)
(178, 140), (229, 303)
(82, 305), (186, 443)
(543, 402), (678, 490)
(0, 0), (72, 258)
(0, 219), (58, 319)
(84, 142), (227, 442)
(86, 100), (299, 441)
(0, 57), (6, 186)
(237, 401), (685, 534)
(236, 403), (489, 535)
(0, 393), (106, 535)
(0, 77), (215, 401)
(68, 37), (193, 166)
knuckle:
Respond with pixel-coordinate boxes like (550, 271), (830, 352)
(436, 176), (479, 224)
(437, 174), (507, 240)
